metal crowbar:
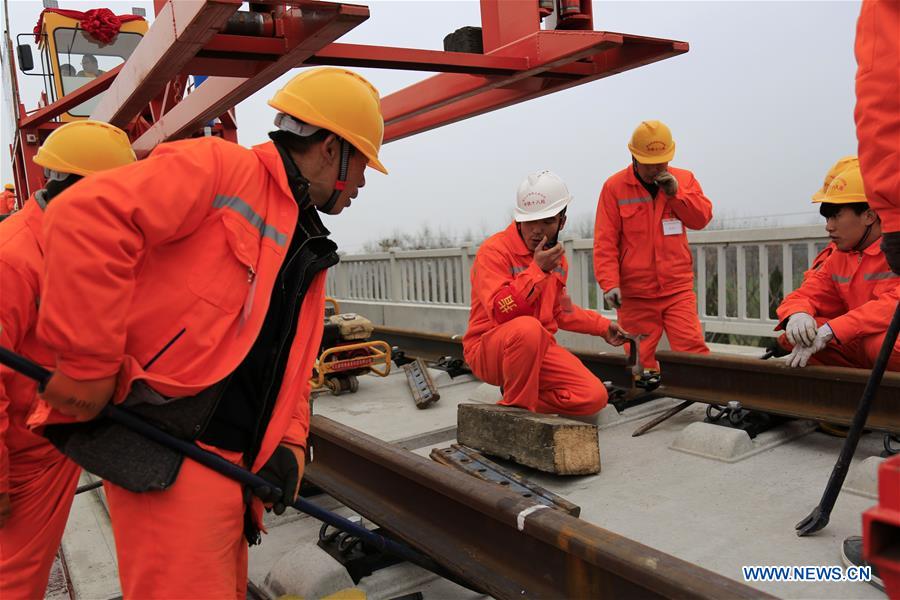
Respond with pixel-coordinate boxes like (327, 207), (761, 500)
(0, 345), (474, 585)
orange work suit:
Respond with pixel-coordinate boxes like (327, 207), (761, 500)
(855, 0), (900, 233)
(776, 239), (900, 369)
(593, 166), (712, 370)
(463, 223), (612, 415)
(0, 198), (80, 599)
(29, 137), (329, 597)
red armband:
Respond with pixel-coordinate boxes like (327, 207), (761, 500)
(491, 285), (532, 324)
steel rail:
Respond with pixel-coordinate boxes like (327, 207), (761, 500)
(374, 326), (900, 433)
(306, 415), (765, 600)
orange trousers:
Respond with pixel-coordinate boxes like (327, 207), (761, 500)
(466, 316), (607, 415)
(617, 290), (709, 371)
(105, 446), (248, 600)
(0, 453), (80, 600)
(778, 318), (900, 371)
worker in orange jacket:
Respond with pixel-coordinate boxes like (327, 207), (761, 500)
(855, 0), (900, 274)
(0, 120), (136, 599)
(1, 183), (17, 216)
(593, 120), (712, 374)
(777, 166), (900, 370)
(803, 157), (858, 283)
(27, 68), (387, 599)
(464, 171), (628, 418)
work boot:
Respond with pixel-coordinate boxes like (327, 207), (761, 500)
(841, 535), (884, 592)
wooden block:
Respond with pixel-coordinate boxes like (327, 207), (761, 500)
(456, 403), (600, 475)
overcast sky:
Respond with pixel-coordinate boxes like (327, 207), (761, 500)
(2, 1), (861, 252)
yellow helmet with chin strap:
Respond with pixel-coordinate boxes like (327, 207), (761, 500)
(811, 156), (858, 202)
(268, 67), (387, 174)
(33, 120), (135, 176)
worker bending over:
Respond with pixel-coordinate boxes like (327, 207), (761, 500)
(463, 171), (628, 418)
(778, 166), (900, 369)
(27, 68), (386, 598)
(855, 0), (900, 274)
(0, 121), (136, 599)
(593, 120), (712, 376)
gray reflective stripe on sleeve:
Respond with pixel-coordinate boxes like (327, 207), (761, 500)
(511, 266), (526, 275)
(617, 196), (652, 206)
(864, 271), (900, 281)
(213, 194), (288, 246)
(831, 274), (851, 283)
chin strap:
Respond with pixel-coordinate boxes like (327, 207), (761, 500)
(319, 139), (353, 214)
(852, 223), (874, 253)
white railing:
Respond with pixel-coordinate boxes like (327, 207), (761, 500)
(327, 225), (827, 339)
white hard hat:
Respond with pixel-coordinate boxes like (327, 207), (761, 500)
(514, 170), (573, 222)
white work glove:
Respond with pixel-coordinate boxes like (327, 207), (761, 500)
(785, 324), (834, 368)
(654, 172), (679, 196)
(603, 287), (622, 309)
(785, 312), (818, 347)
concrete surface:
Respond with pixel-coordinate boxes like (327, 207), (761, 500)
(57, 363), (887, 600)
(313, 373), (887, 600)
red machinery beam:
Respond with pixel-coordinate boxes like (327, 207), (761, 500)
(131, 2), (368, 156)
(307, 43), (530, 76)
(18, 66), (121, 129)
(382, 33), (688, 142)
(382, 31), (622, 127)
(91, 0), (241, 127)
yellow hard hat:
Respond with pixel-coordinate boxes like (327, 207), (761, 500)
(815, 166), (867, 204)
(268, 67), (387, 174)
(811, 155), (859, 201)
(3, 183), (13, 191)
(34, 120), (136, 176)
(628, 120), (676, 164)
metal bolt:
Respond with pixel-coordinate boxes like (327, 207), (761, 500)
(727, 400), (742, 412)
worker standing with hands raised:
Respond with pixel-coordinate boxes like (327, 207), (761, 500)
(593, 120), (712, 380)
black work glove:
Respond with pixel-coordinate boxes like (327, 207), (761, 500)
(255, 444), (302, 515)
(882, 231), (900, 275)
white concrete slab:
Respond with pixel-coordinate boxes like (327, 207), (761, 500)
(670, 419), (817, 463)
(313, 372), (482, 443)
(846, 455), (885, 500)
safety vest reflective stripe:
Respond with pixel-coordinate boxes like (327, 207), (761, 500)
(832, 274), (851, 283)
(617, 195), (652, 206)
(213, 194), (288, 246)
(864, 271), (900, 281)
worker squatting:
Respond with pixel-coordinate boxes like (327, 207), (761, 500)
(0, 0), (898, 597)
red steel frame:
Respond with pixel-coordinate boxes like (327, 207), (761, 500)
(7, 0), (687, 196)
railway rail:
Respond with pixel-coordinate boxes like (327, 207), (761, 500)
(306, 416), (765, 599)
(374, 326), (900, 434)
